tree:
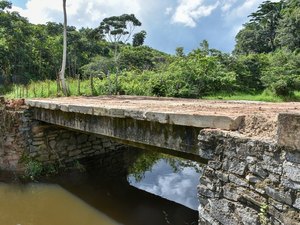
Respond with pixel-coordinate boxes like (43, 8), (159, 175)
(132, 30), (146, 47)
(234, 0), (283, 54)
(0, 0), (11, 11)
(97, 14), (142, 94)
(276, 1), (300, 51)
(234, 22), (271, 54)
(175, 47), (185, 57)
(249, 0), (283, 51)
(58, 0), (68, 96)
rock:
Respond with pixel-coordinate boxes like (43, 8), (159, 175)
(229, 174), (249, 187)
(235, 204), (259, 225)
(265, 186), (293, 206)
(293, 197), (300, 210)
(246, 156), (257, 164)
(216, 171), (229, 182)
(77, 134), (88, 144)
(208, 160), (223, 170)
(198, 184), (217, 198)
(281, 178), (300, 190)
(262, 154), (283, 175)
(208, 199), (240, 225)
(269, 198), (286, 211)
(198, 207), (221, 225)
(228, 159), (247, 176)
(283, 161), (300, 183)
(246, 174), (262, 184)
(286, 150), (300, 164)
(248, 163), (268, 178)
(240, 188), (267, 206)
(223, 184), (240, 201)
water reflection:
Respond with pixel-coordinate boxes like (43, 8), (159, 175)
(128, 153), (202, 210)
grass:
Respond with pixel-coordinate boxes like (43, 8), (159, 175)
(204, 90), (300, 102)
(4, 79), (300, 102)
(5, 78), (110, 99)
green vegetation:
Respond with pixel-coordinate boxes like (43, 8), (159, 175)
(24, 160), (58, 180)
(259, 203), (269, 225)
(1, 0), (300, 101)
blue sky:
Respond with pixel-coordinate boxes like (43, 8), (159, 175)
(10, 0), (279, 54)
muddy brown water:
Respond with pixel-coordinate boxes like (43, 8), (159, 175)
(0, 151), (200, 225)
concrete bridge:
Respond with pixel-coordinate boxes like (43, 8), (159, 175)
(1, 96), (300, 225)
(25, 96), (245, 162)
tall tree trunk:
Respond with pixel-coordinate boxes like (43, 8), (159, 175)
(59, 0), (69, 96)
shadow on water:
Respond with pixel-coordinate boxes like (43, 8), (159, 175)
(44, 170), (199, 225)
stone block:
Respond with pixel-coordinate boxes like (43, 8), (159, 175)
(277, 113), (300, 151)
(216, 171), (229, 182)
(223, 184), (240, 201)
(246, 156), (257, 164)
(248, 163), (268, 179)
(281, 178), (300, 190)
(286, 150), (300, 164)
(293, 195), (300, 210)
(228, 159), (247, 176)
(208, 199), (240, 225)
(262, 154), (283, 175)
(235, 204), (259, 225)
(229, 174), (249, 187)
(283, 161), (300, 183)
(246, 174), (262, 184)
(77, 134), (88, 144)
(208, 160), (222, 170)
(198, 207), (220, 225)
(238, 187), (267, 207)
(199, 148), (215, 160)
(198, 185), (217, 198)
(265, 186), (293, 206)
(49, 140), (56, 149)
(69, 150), (82, 157)
(269, 198), (286, 211)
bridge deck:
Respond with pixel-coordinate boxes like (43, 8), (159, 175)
(25, 96), (300, 139)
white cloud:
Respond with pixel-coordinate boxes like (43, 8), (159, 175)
(221, 0), (237, 12)
(128, 159), (200, 210)
(10, 0), (142, 28)
(171, 0), (219, 27)
(165, 7), (173, 15)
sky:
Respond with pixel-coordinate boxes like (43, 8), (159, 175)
(9, 0), (279, 54)
(128, 159), (201, 210)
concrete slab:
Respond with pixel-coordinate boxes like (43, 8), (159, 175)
(25, 96), (300, 134)
(25, 98), (244, 130)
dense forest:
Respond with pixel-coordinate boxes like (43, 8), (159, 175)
(0, 0), (299, 100)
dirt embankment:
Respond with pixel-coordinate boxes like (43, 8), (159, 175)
(0, 97), (26, 111)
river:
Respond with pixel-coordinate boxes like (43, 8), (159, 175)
(0, 149), (202, 225)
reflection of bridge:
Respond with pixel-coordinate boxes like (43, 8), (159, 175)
(2, 96), (300, 225)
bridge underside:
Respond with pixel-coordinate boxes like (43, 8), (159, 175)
(31, 107), (207, 163)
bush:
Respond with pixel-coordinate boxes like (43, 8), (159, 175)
(25, 160), (44, 179)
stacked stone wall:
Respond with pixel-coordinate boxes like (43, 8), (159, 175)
(0, 103), (31, 170)
(0, 100), (128, 172)
(28, 122), (125, 165)
(198, 129), (300, 225)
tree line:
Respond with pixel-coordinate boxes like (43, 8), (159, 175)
(0, 0), (299, 99)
